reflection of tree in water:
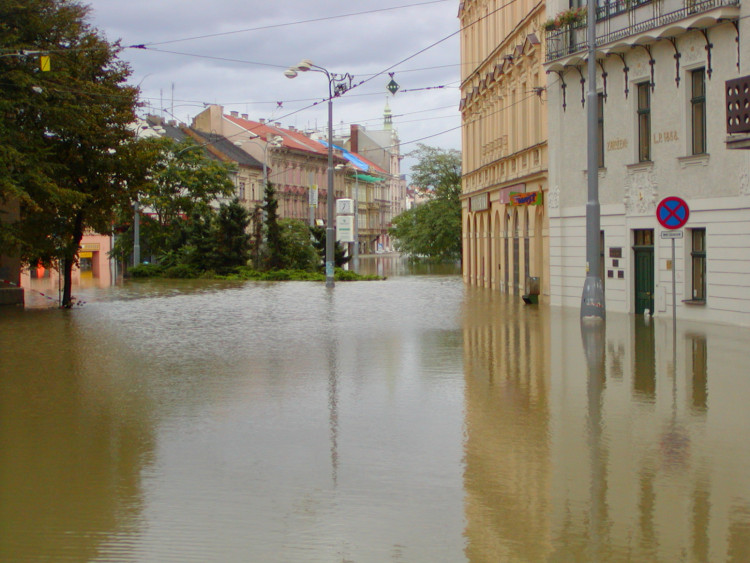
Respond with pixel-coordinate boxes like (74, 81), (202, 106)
(0, 314), (155, 561)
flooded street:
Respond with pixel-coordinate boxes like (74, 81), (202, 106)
(2, 257), (750, 561)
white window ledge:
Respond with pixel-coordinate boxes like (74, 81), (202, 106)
(678, 154), (710, 168)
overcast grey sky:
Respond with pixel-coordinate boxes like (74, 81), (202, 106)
(83, 0), (461, 176)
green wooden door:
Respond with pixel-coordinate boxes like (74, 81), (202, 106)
(634, 246), (654, 314)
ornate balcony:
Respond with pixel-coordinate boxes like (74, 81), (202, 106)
(545, 0), (740, 64)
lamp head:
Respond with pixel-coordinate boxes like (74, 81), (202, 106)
(296, 59), (313, 72)
(284, 68), (298, 79)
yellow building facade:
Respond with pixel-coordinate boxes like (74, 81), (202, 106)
(459, 0), (549, 298)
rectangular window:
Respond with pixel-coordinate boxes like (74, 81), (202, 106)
(239, 182), (246, 201)
(691, 68), (706, 155)
(637, 82), (651, 162)
(691, 228), (706, 301)
(597, 93), (605, 168)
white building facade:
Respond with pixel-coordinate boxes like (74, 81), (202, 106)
(544, 0), (750, 326)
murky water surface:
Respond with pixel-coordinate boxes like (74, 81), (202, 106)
(2, 257), (750, 562)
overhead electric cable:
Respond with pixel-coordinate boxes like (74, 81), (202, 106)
(133, 0), (452, 47)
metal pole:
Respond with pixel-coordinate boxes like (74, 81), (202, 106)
(308, 171), (315, 227)
(581, 0), (605, 321)
(133, 201), (140, 266)
(353, 174), (359, 272)
(326, 97), (335, 288)
(672, 239), (677, 326)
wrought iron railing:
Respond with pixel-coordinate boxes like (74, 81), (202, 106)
(545, 0), (740, 62)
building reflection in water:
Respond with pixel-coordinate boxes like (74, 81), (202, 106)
(0, 310), (155, 561)
(461, 287), (750, 561)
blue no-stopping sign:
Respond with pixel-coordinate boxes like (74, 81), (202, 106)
(656, 196), (690, 229)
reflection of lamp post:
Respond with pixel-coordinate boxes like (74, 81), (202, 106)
(285, 59), (353, 288)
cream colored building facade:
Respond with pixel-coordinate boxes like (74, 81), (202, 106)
(544, 0), (750, 326)
(459, 0), (550, 298)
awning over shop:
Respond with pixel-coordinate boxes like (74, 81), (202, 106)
(353, 173), (382, 183)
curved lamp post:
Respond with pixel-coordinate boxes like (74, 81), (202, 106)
(285, 59), (353, 288)
(246, 135), (283, 190)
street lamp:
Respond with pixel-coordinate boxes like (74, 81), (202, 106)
(285, 59), (353, 288)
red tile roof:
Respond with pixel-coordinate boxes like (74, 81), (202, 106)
(224, 114), (387, 175)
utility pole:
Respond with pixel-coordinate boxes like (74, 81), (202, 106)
(581, 0), (605, 321)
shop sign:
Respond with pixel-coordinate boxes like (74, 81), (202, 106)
(80, 243), (100, 251)
(499, 183), (526, 204)
(470, 193), (488, 212)
(336, 215), (354, 242)
(509, 191), (543, 206)
(309, 185), (318, 207)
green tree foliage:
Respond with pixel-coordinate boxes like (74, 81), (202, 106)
(262, 181), (285, 270)
(278, 219), (319, 271)
(389, 144), (461, 260)
(140, 138), (236, 228)
(0, 0), (153, 306)
(310, 226), (351, 269)
(111, 137), (237, 264)
(214, 198), (251, 271)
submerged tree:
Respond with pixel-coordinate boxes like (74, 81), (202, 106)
(310, 226), (350, 269)
(279, 218), (319, 271)
(111, 137), (237, 265)
(389, 144), (461, 261)
(214, 198), (251, 271)
(262, 181), (286, 270)
(1, 0), (153, 306)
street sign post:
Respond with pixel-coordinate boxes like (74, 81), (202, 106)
(656, 197), (690, 333)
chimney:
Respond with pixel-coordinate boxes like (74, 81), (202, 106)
(350, 124), (360, 154)
(168, 120), (176, 126)
(274, 122), (281, 127)
(259, 118), (266, 124)
(241, 114), (248, 120)
(230, 111), (239, 117)
(289, 126), (296, 131)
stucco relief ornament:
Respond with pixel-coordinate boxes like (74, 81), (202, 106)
(624, 169), (658, 215)
(741, 170), (750, 196)
(548, 185), (560, 208)
(683, 37), (703, 64)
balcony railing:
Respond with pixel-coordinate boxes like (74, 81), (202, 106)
(545, 0), (740, 62)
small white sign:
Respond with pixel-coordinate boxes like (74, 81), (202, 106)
(336, 215), (354, 242)
(661, 230), (684, 239)
(309, 185), (318, 207)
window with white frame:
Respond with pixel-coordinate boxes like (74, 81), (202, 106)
(637, 82), (651, 162)
(597, 93), (604, 168)
(690, 68), (706, 155)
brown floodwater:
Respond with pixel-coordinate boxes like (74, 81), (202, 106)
(1, 256), (749, 562)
